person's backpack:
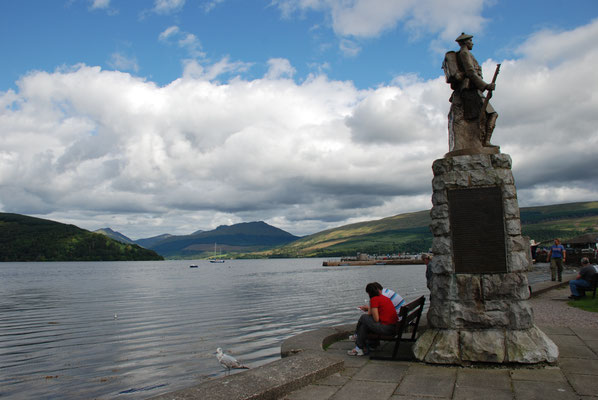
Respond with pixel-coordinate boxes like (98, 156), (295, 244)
(442, 51), (463, 90)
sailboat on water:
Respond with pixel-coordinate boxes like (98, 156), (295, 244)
(209, 243), (225, 263)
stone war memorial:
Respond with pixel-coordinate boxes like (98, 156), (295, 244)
(412, 33), (558, 365)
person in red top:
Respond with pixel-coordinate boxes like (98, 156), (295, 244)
(348, 282), (398, 356)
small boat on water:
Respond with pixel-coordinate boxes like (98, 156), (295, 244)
(209, 243), (225, 263)
(189, 265), (199, 268)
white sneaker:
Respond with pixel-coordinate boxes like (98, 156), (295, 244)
(347, 347), (364, 356)
(348, 334), (357, 341)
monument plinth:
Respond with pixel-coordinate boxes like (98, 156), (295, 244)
(413, 154), (558, 364)
(413, 33), (558, 365)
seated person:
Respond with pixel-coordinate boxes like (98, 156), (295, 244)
(568, 257), (597, 300)
(357, 282), (404, 315)
(348, 282), (398, 356)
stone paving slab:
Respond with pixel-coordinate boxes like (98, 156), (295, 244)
(452, 385), (513, 400)
(559, 357), (598, 375)
(351, 361), (409, 383)
(587, 340), (598, 354)
(558, 344), (598, 358)
(390, 395), (450, 400)
(567, 374), (598, 397)
(282, 384), (339, 400)
(310, 371), (350, 387)
(455, 368), (511, 389)
(509, 366), (567, 382)
(394, 367), (456, 398)
(512, 380), (579, 399)
(572, 327), (598, 341)
(328, 380), (397, 400)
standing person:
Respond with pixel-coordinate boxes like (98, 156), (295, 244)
(423, 253), (432, 281)
(547, 238), (566, 282)
(348, 283), (398, 356)
(568, 257), (597, 299)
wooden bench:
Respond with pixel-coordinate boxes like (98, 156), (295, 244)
(368, 295), (425, 361)
(589, 273), (598, 298)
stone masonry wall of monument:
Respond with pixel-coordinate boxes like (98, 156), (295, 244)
(427, 153), (533, 330)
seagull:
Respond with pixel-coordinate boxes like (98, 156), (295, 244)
(216, 348), (249, 374)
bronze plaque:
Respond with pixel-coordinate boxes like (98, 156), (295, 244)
(448, 187), (507, 273)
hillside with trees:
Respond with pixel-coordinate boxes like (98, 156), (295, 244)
(0, 214), (163, 261)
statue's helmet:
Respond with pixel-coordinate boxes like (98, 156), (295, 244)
(455, 32), (473, 42)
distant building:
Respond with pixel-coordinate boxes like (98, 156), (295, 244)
(562, 233), (598, 264)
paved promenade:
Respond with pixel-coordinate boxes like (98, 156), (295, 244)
(151, 275), (598, 400)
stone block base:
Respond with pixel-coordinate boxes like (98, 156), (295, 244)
(413, 325), (558, 365)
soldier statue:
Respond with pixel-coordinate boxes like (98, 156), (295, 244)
(443, 33), (500, 155)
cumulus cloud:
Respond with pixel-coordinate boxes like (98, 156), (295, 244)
(153, 0), (185, 14)
(108, 52), (139, 72)
(265, 58), (296, 80)
(339, 39), (361, 57)
(159, 26), (205, 59)
(272, 0), (488, 42)
(202, 0), (225, 13)
(1, 20), (597, 237)
(90, 0), (110, 9)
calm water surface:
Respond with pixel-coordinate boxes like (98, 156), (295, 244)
(0, 259), (430, 399)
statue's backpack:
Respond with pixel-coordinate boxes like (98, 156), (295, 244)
(442, 51), (463, 90)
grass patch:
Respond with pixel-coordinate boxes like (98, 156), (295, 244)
(568, 295), (598, 312)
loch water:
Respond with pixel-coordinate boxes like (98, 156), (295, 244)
(0, 258), (555, 399)
(0, 259), (429, 399)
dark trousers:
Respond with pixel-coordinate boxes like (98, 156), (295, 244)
(570, 279), (591, 297)
(355, 314), (395, 351)
(551, 258), (563, 281)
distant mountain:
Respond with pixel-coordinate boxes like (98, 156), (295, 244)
(146, 221), (300, 259)
(0, 213), (164, 262)
(261, 201), (598, 258)
(135, 234), (174, 249)
(94, 228), (135, 244)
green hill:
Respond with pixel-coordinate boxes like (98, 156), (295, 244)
(94, 227), (135, 244)
(260, 201), (598, 258)
(147, 221), (300, 259)
(0, 213), (164, 262)
(519, 201), (598, 243)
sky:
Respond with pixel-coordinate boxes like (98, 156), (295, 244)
(1, 0), (597, 240)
